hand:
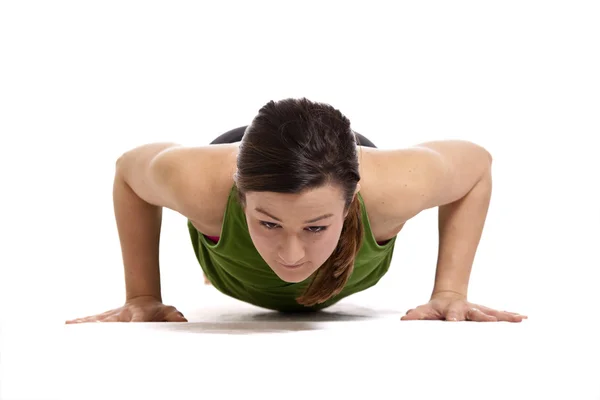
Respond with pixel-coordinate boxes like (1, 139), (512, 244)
(400, 292), (528, 322)
(65, 296), (188, 323)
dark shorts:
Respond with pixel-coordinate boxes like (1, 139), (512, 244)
(209, 125), (377, 148)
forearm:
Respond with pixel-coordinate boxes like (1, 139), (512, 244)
(431, 165), (493, 299)
(113, 167), (163, 302)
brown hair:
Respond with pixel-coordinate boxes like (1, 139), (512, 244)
(234, 97), (364, 306)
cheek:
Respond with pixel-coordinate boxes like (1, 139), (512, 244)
(316, 226), (344, 255)
(303, 224), (343, 264)
(247, 224), (271, 253)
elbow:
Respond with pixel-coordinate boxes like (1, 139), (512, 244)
(485, 148), (493, 164)
(115, 151), (132, 174)
(116, 147), (137, 170)
(116, 152), (126, 168)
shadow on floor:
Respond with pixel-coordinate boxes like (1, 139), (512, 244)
(153, 304), (399, 335)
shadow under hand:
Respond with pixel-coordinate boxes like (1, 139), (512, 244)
(154, 303), (398, 335)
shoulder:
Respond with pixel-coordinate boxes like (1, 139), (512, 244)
(153, 142), (240, 233)
(358, 139), (492, 226)
(358, 145), (443, 228)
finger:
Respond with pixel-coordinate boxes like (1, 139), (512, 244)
(477, 306), (528, 322)
(400, 309), (427, 320)
(66, 307), (122, 324)
(485, 310), (526, 322)
(478, 305), (526, 317)
(445, 302), (466, 322)
(497, 312), (527, 322)
(402, 305), (441, 320)
(65, 315), (102, 324)
(159, 304), (188, 322)
(466, 308), (497, 322)
(163, 310), (188, 322)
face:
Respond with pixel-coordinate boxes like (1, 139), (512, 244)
(243, 183), (359, 283)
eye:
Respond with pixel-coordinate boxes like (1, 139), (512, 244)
(260, 222), (327, 234)
(260, 221), (280, 230)
(306, 226), (327, 234)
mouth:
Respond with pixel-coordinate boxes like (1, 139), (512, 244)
(279, 262), (305, 269)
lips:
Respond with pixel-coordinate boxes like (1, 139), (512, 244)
(279, 262), (305, 269)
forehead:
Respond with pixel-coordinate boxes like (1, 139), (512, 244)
(245, 185), (345, 211)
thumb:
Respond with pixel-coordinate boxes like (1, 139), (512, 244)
(164, 310), (188, 323)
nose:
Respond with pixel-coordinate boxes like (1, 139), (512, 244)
(278, 235), (305, 266)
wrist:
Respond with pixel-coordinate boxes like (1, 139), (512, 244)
(430, 289), (467, 301)
(126, 294), (162, 303)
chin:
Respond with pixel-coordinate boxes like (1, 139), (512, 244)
(278, 274), (306, 283)
(271, 264), (313, 283)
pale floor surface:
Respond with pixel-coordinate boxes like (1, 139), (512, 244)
(2, 288), (599, 400)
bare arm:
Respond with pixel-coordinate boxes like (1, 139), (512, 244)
(112, 141), (237, 303)
(381, 140), (493, 298)
(114, 142), (182, 302)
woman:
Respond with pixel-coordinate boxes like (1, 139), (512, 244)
(67, 98), (527, 323)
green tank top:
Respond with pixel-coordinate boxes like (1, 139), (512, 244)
(187, 184), (397, 312)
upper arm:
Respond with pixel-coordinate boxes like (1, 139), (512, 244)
(116, 142), (184, 210)
(375, 140), (492, 217)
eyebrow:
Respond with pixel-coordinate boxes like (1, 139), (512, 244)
(255, 207), (334, 224)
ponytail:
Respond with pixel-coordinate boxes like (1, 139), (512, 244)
(296, 194), (363, 306)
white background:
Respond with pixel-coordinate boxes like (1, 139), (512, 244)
(1, 1), (599, 399)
